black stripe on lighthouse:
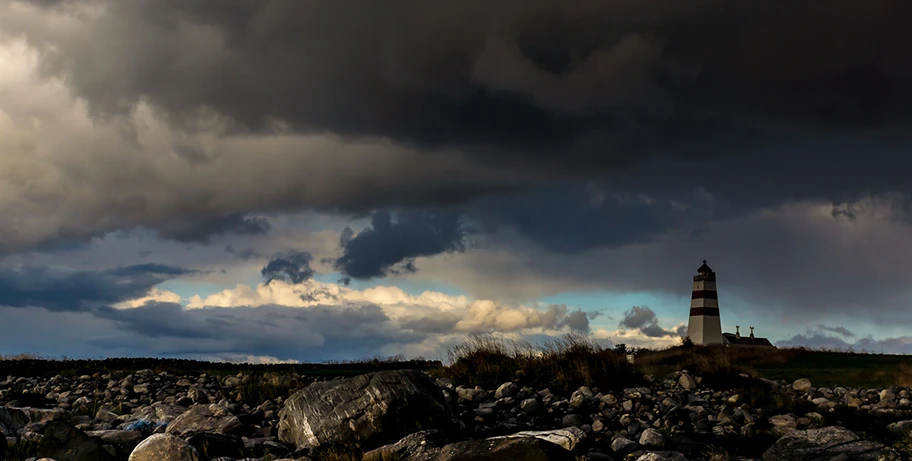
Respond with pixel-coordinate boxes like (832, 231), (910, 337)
(689, 307), (720, 317)
(691, 290), (718, 300)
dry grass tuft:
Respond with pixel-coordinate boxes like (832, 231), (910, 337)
(435, 333), (642, 394)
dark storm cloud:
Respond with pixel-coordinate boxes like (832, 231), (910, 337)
(0, 263), (198, 311)
(332, 210), (466, 280)
(619, 306), (680, 338)
(157, 213), (271, 243)
(261, 250), (315, 284)
(12, 0), (912, 169)
(468, 181), (717, 252)
(4, 0), (912, 258)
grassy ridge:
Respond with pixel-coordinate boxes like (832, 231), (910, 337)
(436, 334), (912, 393)
(635, 344), (912, 388)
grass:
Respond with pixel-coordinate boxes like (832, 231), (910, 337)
(436, 335), (912, 397)
(635, 343), (912, 388)
(433, 333), (643, 395)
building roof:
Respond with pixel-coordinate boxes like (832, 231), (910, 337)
(722, 333), (775, 347)
(697, 260), (713, 274)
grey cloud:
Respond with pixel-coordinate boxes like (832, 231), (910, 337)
(261, 250), (316, 284)
(157, 213), (271, 243)
(2, 0), (912, 258)
(11, 0), (912, 161)
(816, 325), (856, 338)
(414, 196), (912, 329)
(14, 302), (432, 362)
(562, 310), (591, 333)
(619, 306), (680, 338)
(332, 210), (466, 280)
(0, 263), (198, 311)
(401, 314), (462, 334)
(224, 245), (263, 260)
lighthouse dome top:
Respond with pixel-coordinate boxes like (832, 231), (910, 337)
(697, 260), (714, 275)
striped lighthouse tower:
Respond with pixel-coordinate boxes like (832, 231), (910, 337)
(687, 260), (723, 345)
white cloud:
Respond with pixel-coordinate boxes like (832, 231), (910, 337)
(592, 326), (685, 351)
(183, 279), (588, 336)
(189, 353), (300, 365)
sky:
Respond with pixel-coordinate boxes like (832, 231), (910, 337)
(2, 0), (912, 363)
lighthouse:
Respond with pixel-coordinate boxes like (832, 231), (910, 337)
(687, 260), (724, 345)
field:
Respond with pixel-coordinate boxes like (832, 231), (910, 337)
(634, 344), (912, 389)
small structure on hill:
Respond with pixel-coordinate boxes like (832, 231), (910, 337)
(723, 325), (775, 348)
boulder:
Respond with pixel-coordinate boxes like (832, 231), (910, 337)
(635, 452), (688, 461)
(36, 421), (116, 461)
(678, 374), (697, 390)
(489, 428), (586, 452)
(362, 430), (451, 461)
(128, 433), (201, 461)
(166, 404), (243, 437)
(366, 432), (577, 461)
(887, 420), (912, 435)
(433, 437), (576, 461)
(85, 430), (143, 452)
(792, 379), (812, 393)
(278, 370), (455, 451)
(122, 403), (187, 427)
(763, 426), (898, 461)
(0, 407), (25, 437)
(639, 428), (664, 447)
(494, 382), (518, 399)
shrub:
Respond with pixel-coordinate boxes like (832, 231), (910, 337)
(436, 333), (643, 394)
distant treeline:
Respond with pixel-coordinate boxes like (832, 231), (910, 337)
(0, 357), (443, 378)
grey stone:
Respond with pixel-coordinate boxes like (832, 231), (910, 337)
(128, 433), (201, 461)
(495, 382), (519, 399)
(762, 426), (898, 461)
(792, 379), (812, 393)
(638, 428), (664, 447)
(277, 370), (455, 451)
(165, 404), (243, 437)
(490, 427), (586, 452)
(678, 374), (697, 390)
(36, 421), (116, 461)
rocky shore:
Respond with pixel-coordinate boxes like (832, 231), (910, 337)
(2, 367), (912, 460)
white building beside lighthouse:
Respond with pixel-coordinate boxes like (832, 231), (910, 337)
(685, 260), (775, 348)
(687, 260), (724, 345)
